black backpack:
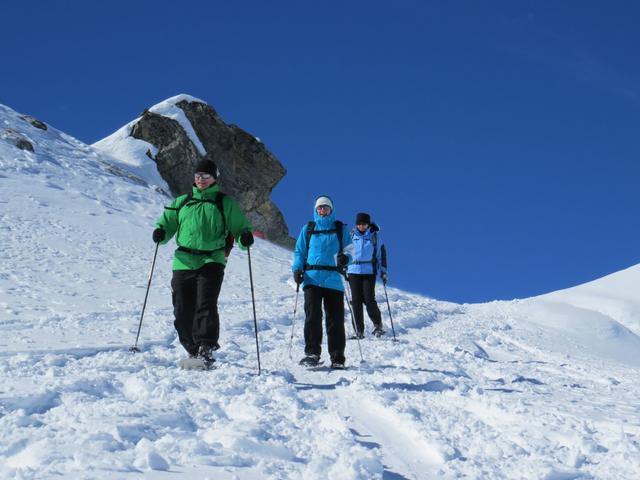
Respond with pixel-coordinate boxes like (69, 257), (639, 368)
(303, 220), (344, 271)
(168, 191), (234, 257)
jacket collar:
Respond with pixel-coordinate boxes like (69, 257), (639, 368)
(191, 183), (220, 200)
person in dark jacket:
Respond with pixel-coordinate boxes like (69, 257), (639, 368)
(292, 195), (354, 369)
(347, 212), (387, 338)
(153, 159), (253, 366)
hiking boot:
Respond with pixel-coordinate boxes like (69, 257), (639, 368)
(350, 332), (365, 340)
(197, 345), (216, 365)
(299, 354), (321, 367)
(372, 326), (386, 338)
(330, 361), (346, 370)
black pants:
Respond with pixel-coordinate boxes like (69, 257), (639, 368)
(171, 262), (225, 355)
(303, 286), (346, 363)
(348, 274), (382, 334)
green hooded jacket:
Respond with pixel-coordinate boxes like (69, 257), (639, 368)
(155, 183), (252, 270)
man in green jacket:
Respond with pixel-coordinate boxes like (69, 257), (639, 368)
(153, 159), (253, 365)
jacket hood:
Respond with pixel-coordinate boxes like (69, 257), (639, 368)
(313, 200), (336, 227)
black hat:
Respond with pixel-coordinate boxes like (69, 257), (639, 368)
(194, 159), (218, 179)
(355, 212), (371, 225)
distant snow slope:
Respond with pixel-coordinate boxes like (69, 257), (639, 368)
(1, 102), (639, 479)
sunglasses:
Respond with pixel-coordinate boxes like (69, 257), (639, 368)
(195, 173), (213, 180)
(316, 205), (331, 211)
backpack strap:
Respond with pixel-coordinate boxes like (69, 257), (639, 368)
(213, 193), (235, 256)
(167, 191), (234, 257)
(349, 225), (378, 274)
(303, 220), (344, 271)
(335, 220), (344, 253)
(304, 221), (316, 259)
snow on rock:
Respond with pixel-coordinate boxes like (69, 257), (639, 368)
(1, 101), (640, 479)
(147, 93), (208, 156)
(93, 93), (209, 195)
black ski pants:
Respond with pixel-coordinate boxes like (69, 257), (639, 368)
(303, 285), (346, 364)
(171, 262), (225, 355)
(348, 274), (382, 334)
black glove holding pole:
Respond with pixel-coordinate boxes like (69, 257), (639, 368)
(152, 228), (165, 243)
(240, 230), (254, 247)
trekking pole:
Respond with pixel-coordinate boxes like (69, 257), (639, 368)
(247, 246), (262, 375)
(288, 283), (300, 359)
(340, 273), (359, 335)
(342, 274), (364, 362)
(130, 242), (160, 353)
(382, 280), (397, 342)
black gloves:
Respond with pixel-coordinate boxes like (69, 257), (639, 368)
(381, 272), (388, 284)
(293, 271), (304, 285)
(337, 253), (348, 269)
(152, 228), (165, 243)
(240, 230), (254, 247)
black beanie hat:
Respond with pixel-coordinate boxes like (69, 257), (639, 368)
(194, 159), (218, 179)
(355, 212), (371, 225)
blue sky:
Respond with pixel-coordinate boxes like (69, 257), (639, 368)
(2, 1), (639, 303)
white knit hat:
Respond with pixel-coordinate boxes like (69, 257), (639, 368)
(314, 196), (333, 210)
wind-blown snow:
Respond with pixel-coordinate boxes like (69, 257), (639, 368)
(1, 101), (639, 479)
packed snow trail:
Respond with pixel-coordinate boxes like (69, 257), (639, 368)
(1, 101), (640, 479)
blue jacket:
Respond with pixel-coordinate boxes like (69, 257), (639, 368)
(347, 224), (385, 277)
(292, 207), (353, 292)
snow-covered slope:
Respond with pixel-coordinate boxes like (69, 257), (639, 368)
(1, 102), (639, 479)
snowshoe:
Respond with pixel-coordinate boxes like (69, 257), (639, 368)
(299, 354), (321, 367)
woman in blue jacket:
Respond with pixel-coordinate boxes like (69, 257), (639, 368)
(347, 212), (386, 338)
(292, 195), (353, 369)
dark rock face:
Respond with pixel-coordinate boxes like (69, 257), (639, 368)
(131, 100), (294, 248)
(1, 128), (34, 152)
(20, 115), (48, 130)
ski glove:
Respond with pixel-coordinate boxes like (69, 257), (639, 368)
(152, 228), (165, 243)
(240, 230), (254, 247)
(337, 253), (348, 269)
(293, 271), (304, 285)
(381, 272), (388, 284)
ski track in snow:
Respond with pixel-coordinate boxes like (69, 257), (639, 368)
(1, 102), (640, 478)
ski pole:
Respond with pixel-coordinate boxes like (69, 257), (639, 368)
(342, 274), (364, 362)
(382, 280), (397, 342)
(130, 242), (160, 353)
(341, 272), (359, 335)
(247, 246), (262, 375)
(288, 283), (300, 359)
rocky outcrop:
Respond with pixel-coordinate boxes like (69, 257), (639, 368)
(1, 128), (34, 152)
(20, 115), (48, 130)
(130, 99), (294, 248)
